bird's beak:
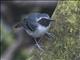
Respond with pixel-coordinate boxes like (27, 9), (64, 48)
(50, 20), (55, 22)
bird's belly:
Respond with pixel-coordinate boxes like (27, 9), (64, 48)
(32, 26), (48, 38)
(32, 30), (46, 38)
(25, 29), (46, 38)
(26, 25), (49, 38)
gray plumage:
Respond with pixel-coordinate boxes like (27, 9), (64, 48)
(22, 13), (52, 38)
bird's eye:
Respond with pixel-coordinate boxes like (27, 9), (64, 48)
(38, 18), (51, 27)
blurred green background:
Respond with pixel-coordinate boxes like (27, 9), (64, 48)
(1, 0), (80, 60)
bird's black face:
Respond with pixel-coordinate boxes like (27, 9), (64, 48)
(38, 18), (52, 27)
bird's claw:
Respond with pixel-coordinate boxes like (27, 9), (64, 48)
(45, 32), (55, 40)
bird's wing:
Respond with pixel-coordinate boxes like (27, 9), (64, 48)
(27, 22), (37, 31)
(22, 18), (37, 32)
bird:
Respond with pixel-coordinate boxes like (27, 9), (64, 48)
(21, 13), (54, 50)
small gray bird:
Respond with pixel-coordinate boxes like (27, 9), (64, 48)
(22, 13), (53, 50)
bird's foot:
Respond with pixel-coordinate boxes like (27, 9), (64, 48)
(34, 38), (44, 51)
(45, 32), (55, 40)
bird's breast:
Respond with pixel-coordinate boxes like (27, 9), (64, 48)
(32, 25), (49, 38)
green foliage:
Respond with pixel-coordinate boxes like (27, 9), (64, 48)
(0, 21), (14, 55)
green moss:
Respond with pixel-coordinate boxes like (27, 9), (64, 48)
(32, 1), (80, 60)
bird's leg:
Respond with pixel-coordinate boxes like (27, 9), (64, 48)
(34, 38), (44, 51)
(45, 32), (55, 40)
